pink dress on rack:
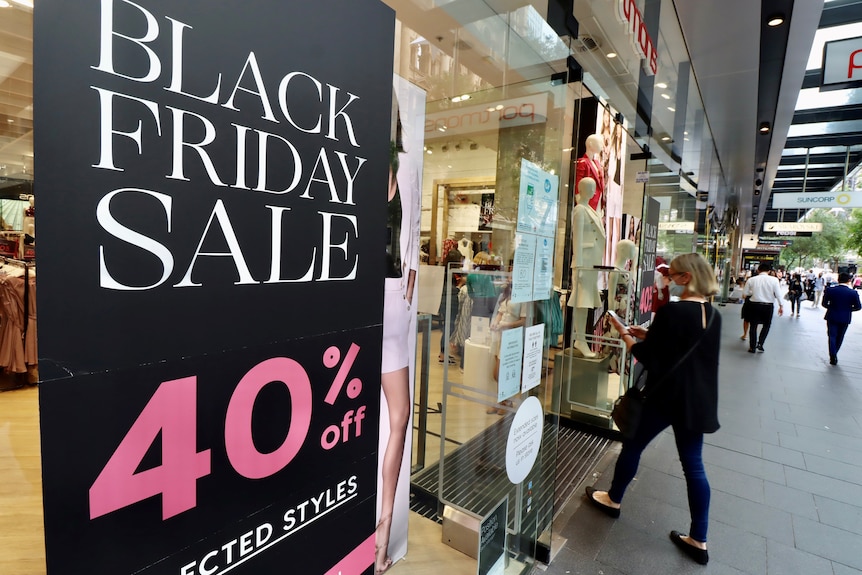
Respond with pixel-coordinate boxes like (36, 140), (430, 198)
(24, 275), (37, 367)
(0, 274), (26, 373)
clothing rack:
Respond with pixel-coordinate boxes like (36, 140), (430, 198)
(0, 256), (32, 267)
(0, 256), (37, 388)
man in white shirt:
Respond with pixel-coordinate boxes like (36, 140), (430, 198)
(742, 263), (784, 353)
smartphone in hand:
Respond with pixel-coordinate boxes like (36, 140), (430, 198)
(606, 310), (628, 333)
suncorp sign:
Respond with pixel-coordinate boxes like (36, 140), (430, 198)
(771, 191), (862, 208)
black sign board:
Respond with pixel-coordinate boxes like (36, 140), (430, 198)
(478, 498), (507, 575)
(35, 1), (393, 574)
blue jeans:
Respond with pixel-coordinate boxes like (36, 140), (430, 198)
(608, 405), (711, 542)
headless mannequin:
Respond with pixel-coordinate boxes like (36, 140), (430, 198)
(611, 239), (638, 290)
(23, 196), (34, 237)
(575, 134), (605, 212)
(568, 177), (605, 358)
(457, 236), (473, 262)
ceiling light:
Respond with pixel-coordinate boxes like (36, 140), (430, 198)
(459, 94), (470, 101)
(668, 107), (676, 112)
(438, 126), (447, 132)
(759, 122), (771, 134)
(661, 93), (671, 100)
(486, 107), (496, 112)
(0, 1), (10, 7)
(426, 149), (433, 154)
(661, 136), (671, 142)
(767, 14), (785, 27)
(495, 105), (504, 111)
(684, 137), (690, 141)
(607, 52), (618, 59)
(656, 82), (668, 89)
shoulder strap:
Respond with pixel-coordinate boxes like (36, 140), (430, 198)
(639, 305), (716, 398)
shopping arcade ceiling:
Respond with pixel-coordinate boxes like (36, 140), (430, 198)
(2, 0), (860, 233)
(762, 0), (862, 229)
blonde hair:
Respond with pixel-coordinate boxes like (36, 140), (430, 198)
(671, 253), (719, 297)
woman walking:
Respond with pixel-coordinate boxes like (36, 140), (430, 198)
(587, 253), (722, 565)
(787, 273), (804, 317)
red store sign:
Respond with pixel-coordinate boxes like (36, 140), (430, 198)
(617, 0), (658, 77)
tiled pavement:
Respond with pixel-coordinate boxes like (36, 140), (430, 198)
(542, 299), (862, 574)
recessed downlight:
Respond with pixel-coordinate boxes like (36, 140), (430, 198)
(767, 14), (785, 27)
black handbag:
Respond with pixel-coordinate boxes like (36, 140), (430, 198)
(611, 366), (646, 439)
(611, 308), (715, 439)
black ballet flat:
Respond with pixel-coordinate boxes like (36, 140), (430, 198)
(669, 530), (709, 565)
(584, 486), (620, 518)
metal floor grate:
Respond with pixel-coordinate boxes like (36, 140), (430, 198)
(410, 418), (612, 529)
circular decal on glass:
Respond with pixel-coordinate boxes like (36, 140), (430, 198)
(505, 396), (543, 484)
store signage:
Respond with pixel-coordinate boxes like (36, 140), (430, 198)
(760, 233), (812, 240)
(478, 499), (507, 575)
(617, 0), (658, 76)
(424, 93), (547, 138)
(763, 222), (823, 232)
(635, 170), (649, 183)
(821, 35), (862, 91)
(35, 1), (394, 575)
(0, 237), (16, 256)
(658, 221), (695, 231)
(757, 238), (792, 247)
(771, 191), (862, 208)
(637, 198), (660, 325)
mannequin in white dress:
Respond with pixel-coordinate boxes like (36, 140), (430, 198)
(457, 237), (473, 262)
(568, 177), (606, 357)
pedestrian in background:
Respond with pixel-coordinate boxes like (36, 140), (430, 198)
(822, 272), (861, 365)
(743, 263), (784, 353)
(787, 273), (804, 317)
(812, 272), (825, 308)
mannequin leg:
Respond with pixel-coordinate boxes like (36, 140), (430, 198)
(572, 307), (596, 358)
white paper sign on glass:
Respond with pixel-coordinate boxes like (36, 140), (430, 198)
(532, 236), (553, 301)
(521, 324), (544, 393)
(511, 233), (536, 303)
(498, 326), (524, 401)
(516, 158), (559, 238)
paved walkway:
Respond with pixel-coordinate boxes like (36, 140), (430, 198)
(543, 299), (862, 574)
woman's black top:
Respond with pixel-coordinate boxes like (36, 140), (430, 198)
(631, 300), (722, 433)
(788, 278), (803, 296)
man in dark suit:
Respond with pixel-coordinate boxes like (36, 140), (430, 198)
(822, 272), (862, 365)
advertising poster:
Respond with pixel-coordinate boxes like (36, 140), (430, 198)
(375, 74), (426, 573)
(596, 104), (625, 268)
(35, 2), (394, 574)
(638, 198), (661, 324)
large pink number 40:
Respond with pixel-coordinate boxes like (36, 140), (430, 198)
(88, 377), (212, 520)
